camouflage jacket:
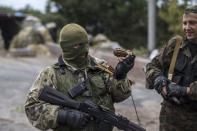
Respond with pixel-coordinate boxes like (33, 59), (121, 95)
(146, 35), (197, 101)
(25, 56), (131, 131)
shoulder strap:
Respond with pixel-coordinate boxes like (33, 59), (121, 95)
(91, 56), (114, 75)
(52, 56), (67, 74)
(168, 36), (183, 80)
(96, 64), (114, 75)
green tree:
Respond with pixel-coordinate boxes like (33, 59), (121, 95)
(49, 0), (147, 49)
(18, 4), (66, 35)
(156, 0), (188, 47)
(0, 6), (15, 13)
(159, 0), (185, 34)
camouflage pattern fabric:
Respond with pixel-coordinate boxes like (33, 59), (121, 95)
(25, 56), (131, 131)
(36, 25), (53, 43)
(10, 26), (52, 49)
(160, 101), (197, 131)
(146, 35), (197, 131)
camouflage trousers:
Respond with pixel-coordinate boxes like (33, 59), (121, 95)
(160, 101), (197, 131)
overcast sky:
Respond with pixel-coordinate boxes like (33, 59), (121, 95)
(0, 0), (47, 12)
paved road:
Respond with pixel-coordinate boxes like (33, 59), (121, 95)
(0, 53), (162, 131)
(0, 55), (54, 131)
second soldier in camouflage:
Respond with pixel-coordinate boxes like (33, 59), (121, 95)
(146, 5), (197, 131)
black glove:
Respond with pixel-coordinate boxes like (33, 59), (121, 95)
(167, 82), (187, 97)
(154, 76), (169, 94)
(57, 108), (90, 128)
(114, 55), (135, 80)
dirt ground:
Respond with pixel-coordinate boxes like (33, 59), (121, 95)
(0, 50), (162, 131)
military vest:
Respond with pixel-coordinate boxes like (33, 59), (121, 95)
(52, 57), (115, 131)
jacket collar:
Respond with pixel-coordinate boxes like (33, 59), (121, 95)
(58, 55), (98, 72)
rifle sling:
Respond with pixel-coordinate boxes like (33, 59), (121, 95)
(168, 37), (182, 80)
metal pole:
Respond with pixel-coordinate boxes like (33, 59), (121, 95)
(148, 0), (156, 53)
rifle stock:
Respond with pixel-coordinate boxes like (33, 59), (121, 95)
(38, 86), (146, 131)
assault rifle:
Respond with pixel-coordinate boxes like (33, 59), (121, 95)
(38, 86), (146, 131)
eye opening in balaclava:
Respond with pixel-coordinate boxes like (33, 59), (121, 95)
(59, 23), (89, 69)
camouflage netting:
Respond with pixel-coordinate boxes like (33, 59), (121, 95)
(9, 15), (57, 57)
